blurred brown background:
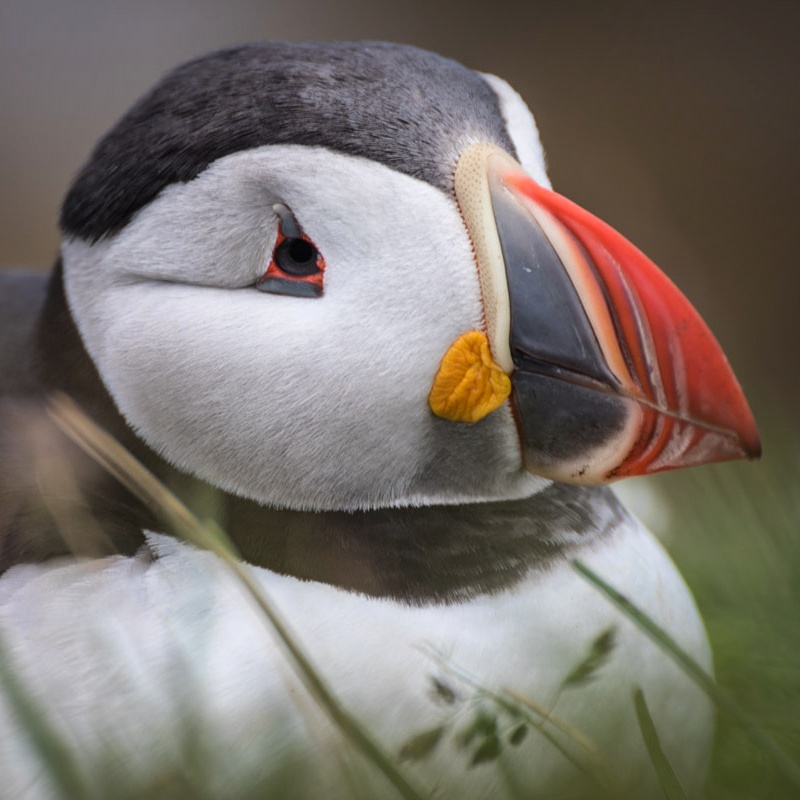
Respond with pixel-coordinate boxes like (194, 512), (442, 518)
(2, 0), (798, 414)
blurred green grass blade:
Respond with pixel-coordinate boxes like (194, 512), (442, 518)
(422, 646), (599, 759)
(0, 628), (89, 799)
(422, 646), (614, 792)
(48, 394), (426, 800)
(633, 688), (688, 800)
(573, 559), (800, 792)
(501, 689), (599, 760)
(560, 626), (616, 690)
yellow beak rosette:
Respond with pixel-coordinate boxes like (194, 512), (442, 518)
(428, 331), (512, 423)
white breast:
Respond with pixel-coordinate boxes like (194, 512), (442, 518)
(0, 520), (711, 798)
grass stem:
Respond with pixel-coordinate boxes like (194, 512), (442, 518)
(48, 394), (426, 800)
(574, 559), (800, 792)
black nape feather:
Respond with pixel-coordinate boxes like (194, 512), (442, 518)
(60, 41), (517, 242)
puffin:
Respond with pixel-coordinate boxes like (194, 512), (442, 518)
(0, 42), (760, 799)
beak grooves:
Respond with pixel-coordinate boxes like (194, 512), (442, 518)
(453, 142), (760, 484)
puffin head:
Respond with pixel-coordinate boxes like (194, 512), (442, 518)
(58, 42), (760, 513)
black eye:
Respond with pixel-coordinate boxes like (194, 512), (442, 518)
(274, 237), (320, 276)
(256, 203), (326, 298)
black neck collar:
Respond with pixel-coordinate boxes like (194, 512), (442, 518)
(209, 483), (627, 604)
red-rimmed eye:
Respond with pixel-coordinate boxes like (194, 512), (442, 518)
(256, 204), (325, 297)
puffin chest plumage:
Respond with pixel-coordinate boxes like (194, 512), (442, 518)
(0, 41), (759, 798)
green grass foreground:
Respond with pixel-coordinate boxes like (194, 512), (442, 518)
(0, 395), (798, 798)
(657, 401), (800, 800)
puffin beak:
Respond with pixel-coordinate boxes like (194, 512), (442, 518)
(453, 143), (760, 484)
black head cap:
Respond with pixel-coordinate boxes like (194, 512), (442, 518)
(60, 41), (517, 242)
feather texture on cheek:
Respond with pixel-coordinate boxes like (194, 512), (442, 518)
(63, 146), (542, 511)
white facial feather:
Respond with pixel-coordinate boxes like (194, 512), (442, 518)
(64, 145), (547, 510)
(481, 73), (551, 189)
